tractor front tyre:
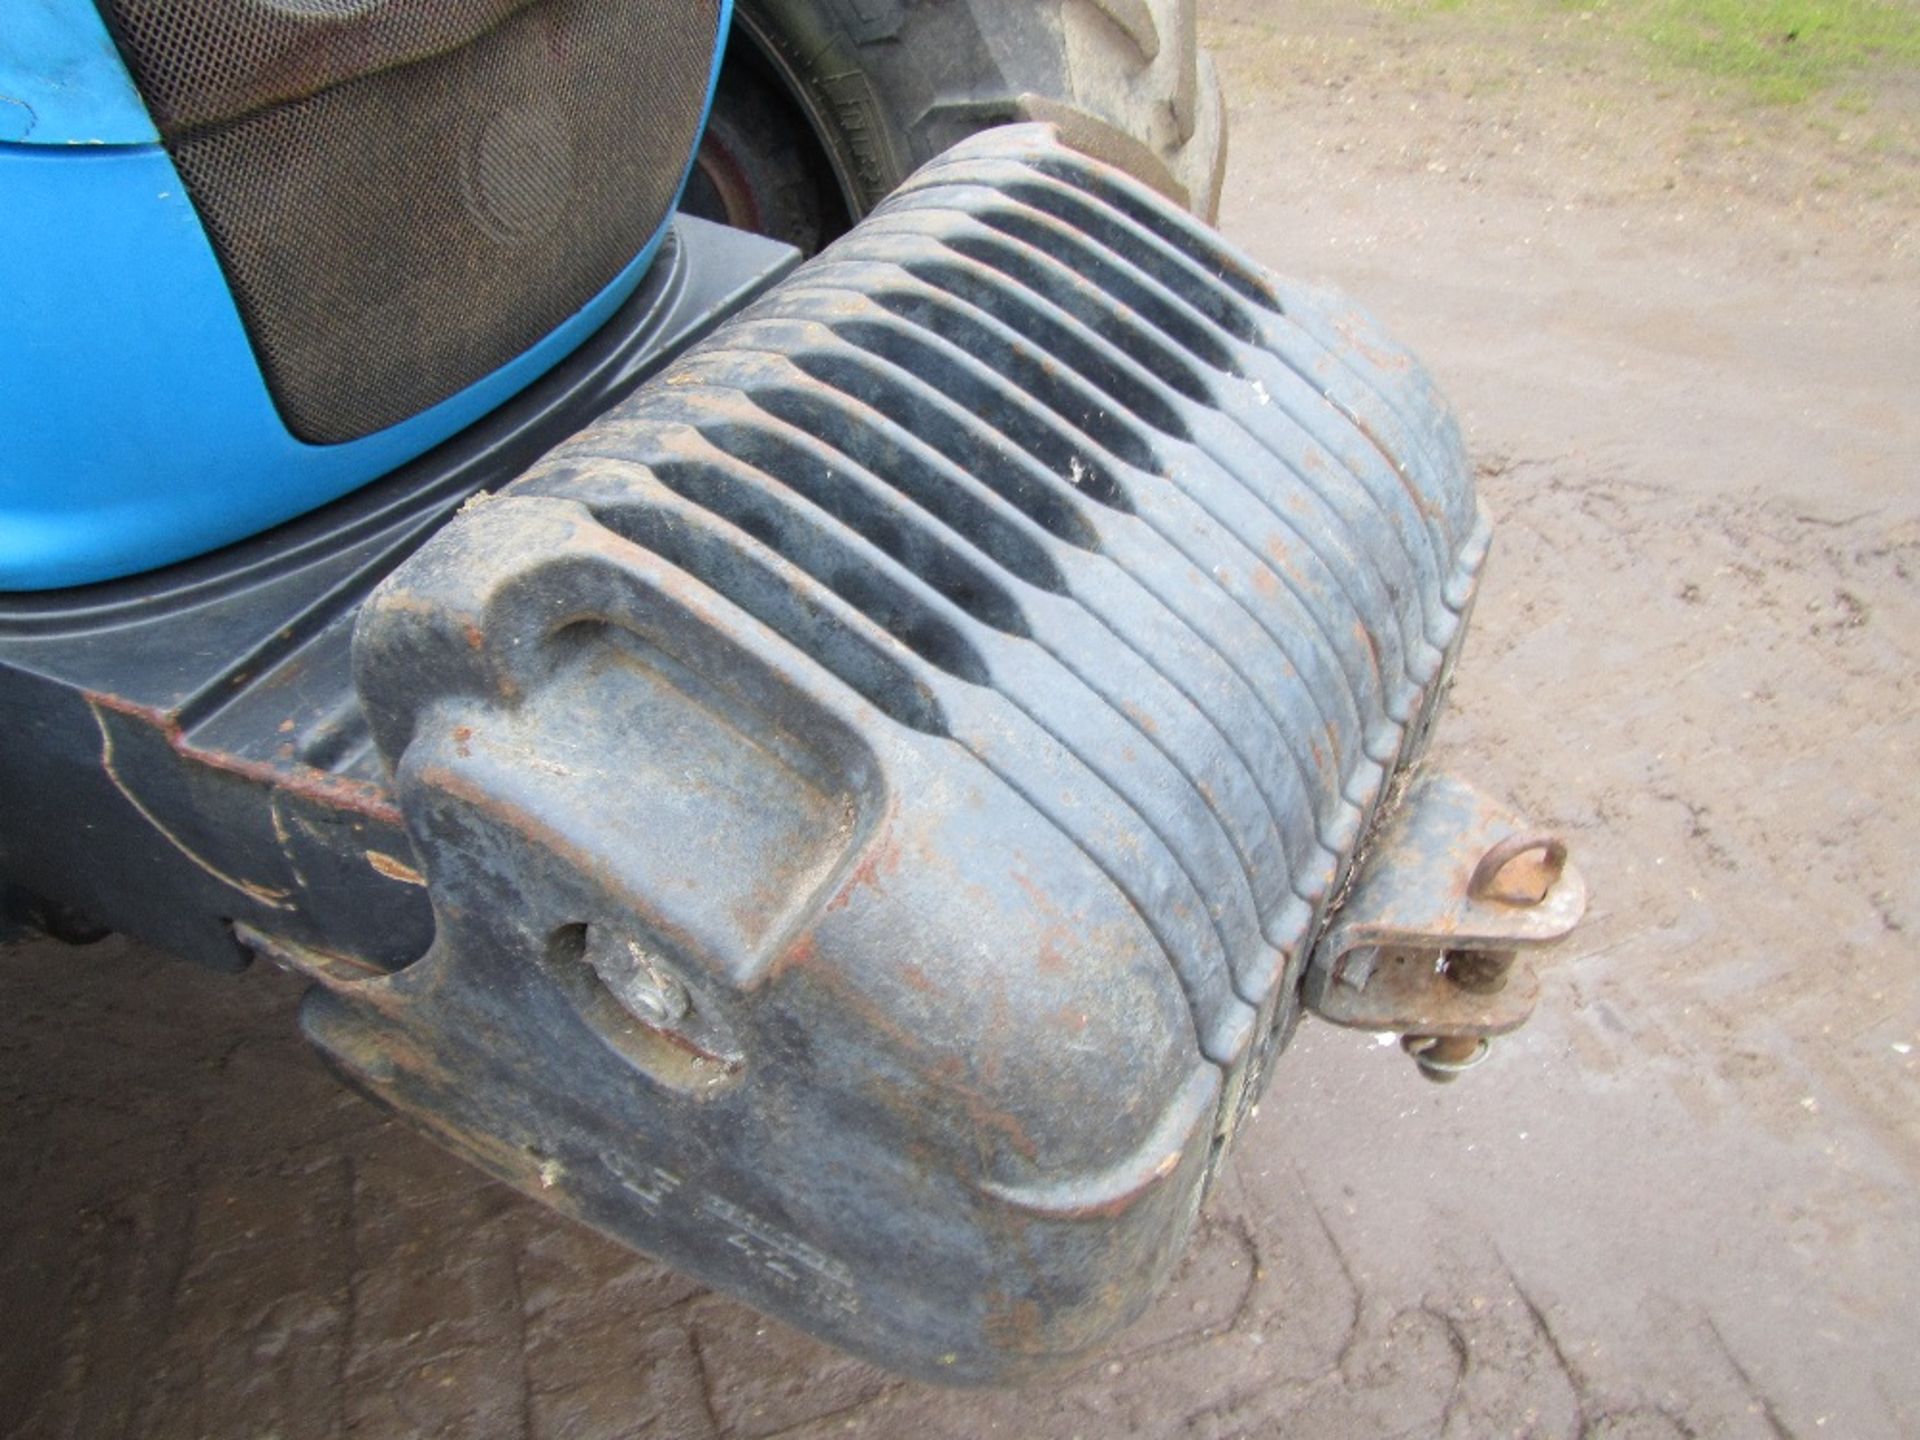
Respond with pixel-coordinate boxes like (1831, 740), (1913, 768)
(686, 0), (1227, 254)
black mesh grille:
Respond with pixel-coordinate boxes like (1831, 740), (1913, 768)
(99, 0), (723, 444)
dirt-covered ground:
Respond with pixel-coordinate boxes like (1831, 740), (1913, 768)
(4, 4), (1916, 1436)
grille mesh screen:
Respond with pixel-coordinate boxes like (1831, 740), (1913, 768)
(99, 0), (723, 444)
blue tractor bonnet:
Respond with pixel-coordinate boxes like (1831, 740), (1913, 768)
(0, 0), (732, 591)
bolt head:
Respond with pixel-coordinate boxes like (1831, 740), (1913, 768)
(583, 927), (691, 1025)
(621, 972), (689, 1024)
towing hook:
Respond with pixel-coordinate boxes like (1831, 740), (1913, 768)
(1400, 835), (1572, 1082)
(1469, 833), (1570, 906)
(1303, 776), (1589, 1084)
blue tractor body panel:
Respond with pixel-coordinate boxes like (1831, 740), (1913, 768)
(0, 0), (156, 144)
(0, 0), (731, 591)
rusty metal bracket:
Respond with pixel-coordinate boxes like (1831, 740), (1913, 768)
(1304, 773), (1587, 1079)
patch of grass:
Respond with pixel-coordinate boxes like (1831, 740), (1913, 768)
(1640, 0), (1920, 102)
(1384, 0), (1920, 102)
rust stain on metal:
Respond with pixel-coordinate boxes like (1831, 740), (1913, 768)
(826, 833), (903, 912)
(89, 699), (296, 910)
(768, 932), (818, 982)
(1333, 311), (1414, 374)
(929, 1055), (1039, 1162)
(848, 979), (945, 1065)
(1035, 936), (1070, 975)
(983, 1298), (1047, 1356)
(1026, 1146), (1186, 1224)
(1009, 867), (1069, 922)
(233, 922), (396, 995)
(1346, 409), (1443, 522)
(1355, 618), (1382, 675)
(87, 690), (403, 827)
(1261, 531), (1317, 590)
(365, 850), (426, 886)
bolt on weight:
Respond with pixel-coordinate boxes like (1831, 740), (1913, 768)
(584, 926), (691, 1025)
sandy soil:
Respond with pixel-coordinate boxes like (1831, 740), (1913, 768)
(4, 4), (1917, 1435)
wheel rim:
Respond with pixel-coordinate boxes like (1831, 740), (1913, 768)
(689, 130), (764, 233)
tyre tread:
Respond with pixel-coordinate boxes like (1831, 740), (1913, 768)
(737, 0), (1224, 226)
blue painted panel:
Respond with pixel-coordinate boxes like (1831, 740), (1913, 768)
(0, 143), (675, 589)
(0, 0), (157, 144)
(0, 0), (733, 590)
